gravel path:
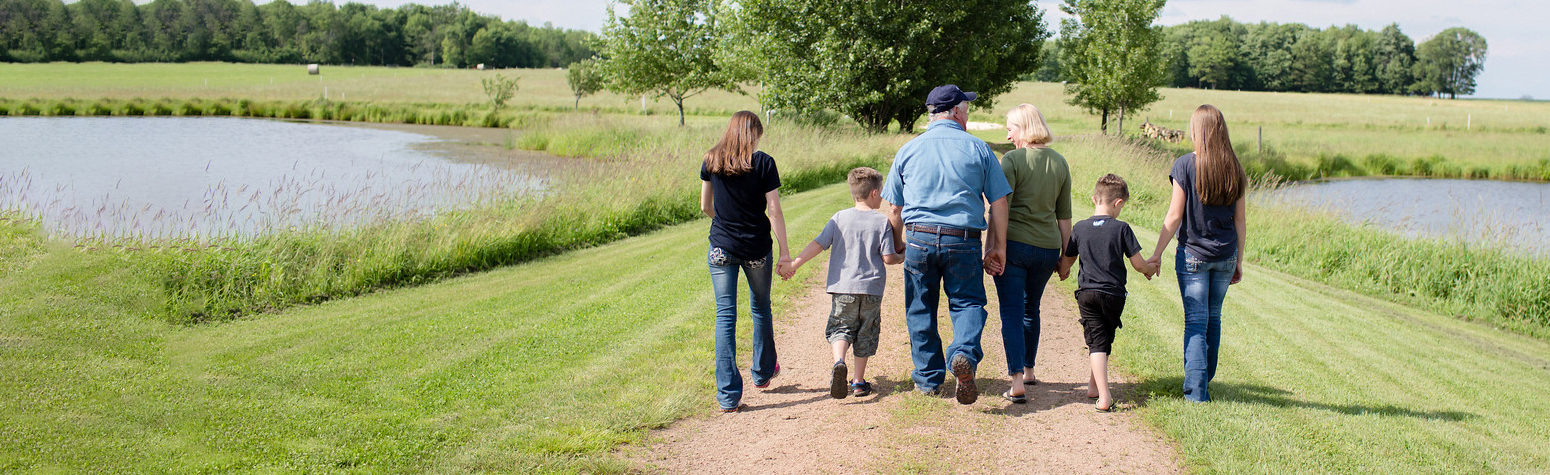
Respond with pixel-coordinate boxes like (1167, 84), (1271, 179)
(628, 260), (1181, 473)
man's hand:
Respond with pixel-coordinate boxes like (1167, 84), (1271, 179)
(1057, 267), (1070, 281)
(983, 247), (1005, 276)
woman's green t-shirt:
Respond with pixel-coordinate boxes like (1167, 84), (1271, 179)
(1001, 147), (1072, 250)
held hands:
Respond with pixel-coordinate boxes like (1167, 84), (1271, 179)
(1143, 261), (1160, 280)
(982, 247), (1006, 276)
(777, 257), (797, 280)
(1057, 267), (1070, 281)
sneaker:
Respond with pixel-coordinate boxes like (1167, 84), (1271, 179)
(917, 385), (942, 397)
(851, 381), (873, 397)
(753, 363), (781, 389)
(830, 362), (849, 399)
(719, 404), (745, 414)
(951, 354), (978, 405)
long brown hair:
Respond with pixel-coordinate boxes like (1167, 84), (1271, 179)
(1188, 105), (1246, 206)
(704, 110), (764, 176)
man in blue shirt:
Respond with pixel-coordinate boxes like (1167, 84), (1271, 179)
(882, 85), (1012, 404)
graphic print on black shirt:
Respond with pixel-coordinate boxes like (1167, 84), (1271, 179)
(701, 151), (782, 260)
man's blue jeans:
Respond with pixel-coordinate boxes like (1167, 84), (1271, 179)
(903, 229), (988, 392)
(1176, 247), (1236, 402)
(708, 249), (777, 410)
(991, 241), (1061, 375)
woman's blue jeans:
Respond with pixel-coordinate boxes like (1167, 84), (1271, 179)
(991, 241), (1061, 375)
(1176, 247), (1236, 402)
(708, 249), (777, 410)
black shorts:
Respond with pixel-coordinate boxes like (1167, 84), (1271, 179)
(1075, 290), (1125, 354)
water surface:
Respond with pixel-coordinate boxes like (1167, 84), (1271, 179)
(1263, 178), (1550, 256)
(0, 117), (540, 238)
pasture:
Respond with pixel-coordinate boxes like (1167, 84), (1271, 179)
(2, 61), (1550, 472)
(4, 62), (1550, 179)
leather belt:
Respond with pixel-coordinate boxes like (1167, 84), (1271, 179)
(906, 224), (981, 239)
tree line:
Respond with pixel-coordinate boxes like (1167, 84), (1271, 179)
(0, 0), (595, 68)
(1037, 16), (1488, 99)
(585, 0), (1488, 134)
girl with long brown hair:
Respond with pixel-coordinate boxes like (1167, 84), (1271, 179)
(699, 110), (793, 413)
(1147, 104), (1248, 402)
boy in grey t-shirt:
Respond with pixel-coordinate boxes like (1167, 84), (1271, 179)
(782, 167), (903, 399)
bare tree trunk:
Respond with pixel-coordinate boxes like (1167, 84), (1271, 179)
(1100, 108), (1110, 135)
(1117, 106), (1126, 137)
(674, 96), (685, 126)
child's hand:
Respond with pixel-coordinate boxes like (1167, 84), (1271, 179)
(776, 260), (794, 280)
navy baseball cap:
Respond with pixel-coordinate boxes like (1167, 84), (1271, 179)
(926, 85), (977, 113)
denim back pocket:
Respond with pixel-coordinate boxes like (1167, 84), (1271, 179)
(707, 247), (731, 267)
(1179, 250), (1203, 274)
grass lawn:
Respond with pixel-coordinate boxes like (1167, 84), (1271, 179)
(0, 184), (854, 472)
(5, 165), (1549, 472)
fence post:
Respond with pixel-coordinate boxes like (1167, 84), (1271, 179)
(1258, 126), (1263, 153)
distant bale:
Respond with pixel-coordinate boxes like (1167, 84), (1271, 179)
(307, 64), (320, 75)
(476, 63), (487, 71)
(1141, 121), (1185, 142)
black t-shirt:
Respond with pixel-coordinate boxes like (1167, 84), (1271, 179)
(701, 151), (782, 260)
(1170, 153), (1240, 260)
(1064, 215), (1142, 296)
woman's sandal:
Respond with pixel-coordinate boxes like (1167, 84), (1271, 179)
(1095, 401), (1116, 412)
(1022, 377), (1037, 386)
(1002, 390), (1027, 404)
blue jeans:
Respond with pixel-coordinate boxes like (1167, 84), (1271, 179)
(1176, 247), (1236, 402)
(991, 241), (1061, 375)
(903, 229), (988, 392)
(708, 249), (777, 410)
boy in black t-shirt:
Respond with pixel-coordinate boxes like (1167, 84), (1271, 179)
(1058, 174), (1159, 412)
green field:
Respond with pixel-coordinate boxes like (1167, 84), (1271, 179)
(3, 61), (1550, 472)
(4, 62), (1549, 179)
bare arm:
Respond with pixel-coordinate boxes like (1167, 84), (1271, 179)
(883, 253), (904, 265)
(983, 196), (1010, 275)
(887, 200), (905, 254)
(1232, 195), (1247, 284)
(1150, 182), (1188, 263)
(700, 180), (715, 218)
(1057, 219), (1072, 256)
(766, 189), (792, 262)
(790, 241), (825, 271)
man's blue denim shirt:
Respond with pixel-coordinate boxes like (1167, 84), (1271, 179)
(882, 120), (1012, 230)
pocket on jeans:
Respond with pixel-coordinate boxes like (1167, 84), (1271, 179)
(708, 247), (731, 267)
(1179, 250), (1202, 273)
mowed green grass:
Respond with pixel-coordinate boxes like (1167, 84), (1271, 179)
(0, 185), (853, 472)
(1058, 217), (1550, 473)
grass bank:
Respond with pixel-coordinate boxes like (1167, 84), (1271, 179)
(135, 116), (903, 323)
(0, 183), (856, 472)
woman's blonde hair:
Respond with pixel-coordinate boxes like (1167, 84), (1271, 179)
(1005, 103), (1054, 146)
(704, 110), (764, 176)
(1188, 104), (1247, 206)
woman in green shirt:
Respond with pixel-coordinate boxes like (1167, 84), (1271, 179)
(989, 104), (1072, 403)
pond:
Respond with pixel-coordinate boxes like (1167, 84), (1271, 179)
(0, 117), (544, 239)
(1263, 178), (1550, 256)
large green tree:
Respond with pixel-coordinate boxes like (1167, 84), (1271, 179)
(1060, 0), (1167, 135)
(596, 0), (742, 126)
(1414, 27), (1488, 99)
(735, 0), (1048, 134)
(1372, 23), (1416, 95)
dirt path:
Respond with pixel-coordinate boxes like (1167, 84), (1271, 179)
(627, 261), (1181, 473)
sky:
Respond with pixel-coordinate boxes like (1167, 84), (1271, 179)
(331, 0), (1546, 100)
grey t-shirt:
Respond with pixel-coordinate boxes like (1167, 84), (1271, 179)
(813, 208), (897, 296)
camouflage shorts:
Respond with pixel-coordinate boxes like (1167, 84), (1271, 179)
(826, 293), (883, 358)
